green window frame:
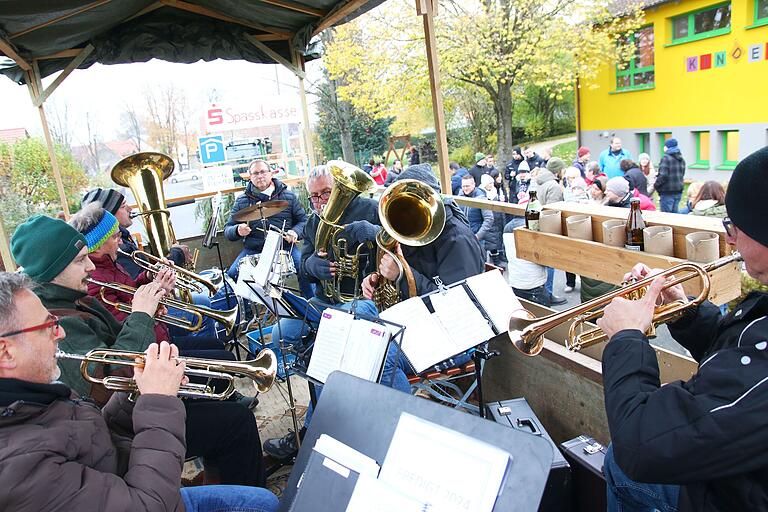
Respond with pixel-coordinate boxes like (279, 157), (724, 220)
(690, 131), (711, 169)
(668, 2), (731, 46)
(657, 132), (672, 153)
(615, 25), (655, 92)
(717, 130), (740, 170)
(637, 133), (650, 157)
(749, 0), (768, 28)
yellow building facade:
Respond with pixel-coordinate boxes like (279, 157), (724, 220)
(577, 0), (768, 179)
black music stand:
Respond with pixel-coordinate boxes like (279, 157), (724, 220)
(279, 372), (554, 512)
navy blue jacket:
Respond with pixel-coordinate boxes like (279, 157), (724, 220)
(459, 187), (494, 240)
(224, 179), (307, 252)
(655, 150), (686, 195)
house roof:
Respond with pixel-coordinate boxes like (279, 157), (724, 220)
(607, 0), (674, 16)
(0, 0), (385, 85)
(0, 127), (29, 145)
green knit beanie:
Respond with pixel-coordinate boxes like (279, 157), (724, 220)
(475, 152), (486, 164)
(11, 215), (87, 283)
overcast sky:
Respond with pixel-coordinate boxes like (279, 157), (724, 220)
(0, 58), (322, 147)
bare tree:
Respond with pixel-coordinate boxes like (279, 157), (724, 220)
(119, 105), (143, 152)
(45, 99), (73, 150)
(83, 112), (102, 175)
(144, 83), (180, 156)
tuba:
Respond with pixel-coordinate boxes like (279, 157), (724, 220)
(373, 179), (446, 311)
(314, 160), (376, 303)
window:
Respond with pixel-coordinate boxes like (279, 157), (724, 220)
(691, 131), (711, 169)
(753, 0), (768, 26)
(718, 130), (740, 170)
(637, 132), (650, 156)
(657, 132), (672, 153)
(670, 2), (731, 44)
(616, 26), (655, 92)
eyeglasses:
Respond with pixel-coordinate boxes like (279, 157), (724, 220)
(722, 217), (735, 238)
(250, 170), (271, 177)
(0, 314), (60, 338)
(309, 190), (332, 204)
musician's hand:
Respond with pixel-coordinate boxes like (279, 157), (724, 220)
(132, 282), (166, 316)
(597, 276), (665, 340)
(623, 264), (687, 305)
(305, 254), (335, 280)
(237, 223), (252, 237)
(283, 229), (298, 244)
(379, 253), (400, 282)
(362, 273), (378, 300)
(134, 341), (186, 396)
(154, 266), (176, 293)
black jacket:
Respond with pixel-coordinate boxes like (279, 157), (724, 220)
(468, 164), (488, 187)
(603, 292), (768, 512)
(623, 166), (648, 197)
(301, 196), (380, 303)
(224, 179), (307, 252)
(400, 201), (484, 296)
(525, 153), (545, 171)
(655, 151), (686, 194)
(505, 159), (523, 203)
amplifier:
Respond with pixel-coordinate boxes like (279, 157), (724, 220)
(486, 398), (571, 512)
(560, 435), (607, 512)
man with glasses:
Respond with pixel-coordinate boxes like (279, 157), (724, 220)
(224, 159), (311, 297)
(597, 146), (768, 511)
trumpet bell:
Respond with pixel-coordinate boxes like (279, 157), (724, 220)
(508, 309), (543, 357)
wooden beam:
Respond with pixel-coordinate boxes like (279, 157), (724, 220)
(416, 0), (450, 194)
(10, 0), (113, 39)
(34, 45), (94, 107)
(0, 213), (16, 272)
(0, 38), (31, 71)
(252, 33), (292, 41)
(161, 0), (292, 37)
(293, 50), (315, 168)
(247, 35), (305, 78)
(259, 0), (326, 17)
(453, 195), (526, 216)
(123, 1), (164, 23)
(312, 0), (370, 36)
(35, 49), (83, 61)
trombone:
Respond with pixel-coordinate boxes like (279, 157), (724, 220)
(56, 347), (277, 399)
(87, 278), (238, 334)
(117, 249), (219, 297)
(508, 252), (743, 357)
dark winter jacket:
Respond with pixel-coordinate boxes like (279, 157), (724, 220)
(468, 164), (488, 187)
(505, 158), (523, 203)
(459, 187), (494, 241)
(623, 166), (648, 197)
(224, 179), (307, 252)
(572, 159), (587, 178)
(485, 197), (505, 253)
(655, 150), (686, 194)
(117, 227), (185, 280)
(301, 196), (380, 303)
(525, 153), (546, 171)
(451, 167), (469, 195)
(0, 378), (186, 512)
(400, 201), (484, 296)
(604, 292), (768, 512)
(34, 283), (157, 398)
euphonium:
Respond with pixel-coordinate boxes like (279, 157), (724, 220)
(314, 160), (376, 303)
(508, 252), (742, 357)
(373, 179), (446, 310)
(56, 347), (277, 399)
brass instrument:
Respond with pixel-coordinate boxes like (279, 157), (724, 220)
(87, 278), (238, 334)
(314, 160), (376, 303)
(56, 347), (277, 399)
(117, 249), (219, 297)
(373, 179), (446, 310)
(509, 252), (743, 357)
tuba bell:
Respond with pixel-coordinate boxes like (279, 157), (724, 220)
(314, 160), (376, 303)
(373, 179), (446, 310)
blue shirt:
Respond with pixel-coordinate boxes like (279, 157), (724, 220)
(599, 148), (633, 179)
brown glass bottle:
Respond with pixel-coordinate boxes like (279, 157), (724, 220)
(525, 189), (542, 231)
(625, 197), (645, 251)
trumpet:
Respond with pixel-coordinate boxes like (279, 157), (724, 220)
(56, 347), (277, 399)
(117, 249), (219, 297)
(509, 252), (743, 356)
(87, 278), (238, 334)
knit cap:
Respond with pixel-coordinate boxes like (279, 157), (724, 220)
(81, 209), (120, 253)
(606, 176), (630, 196)
(725, 146), (768, 248)
(546, 157), (566, 176)
(577, 146), (590, 158)
(82, 188), (125, 215)
(11, 216), (87, 282)
(475, 152), (486, 164)
(397, 163), (441, 192)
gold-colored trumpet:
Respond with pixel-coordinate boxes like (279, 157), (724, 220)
(117, 249), (219, 297)
(509, 252), (743, 357)
(87, 278), (238, 334)
(56, 347), (277, 399)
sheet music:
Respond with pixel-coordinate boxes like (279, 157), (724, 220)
(346, 474), (429, 512)
(430, 285), (495, 348)
(253, 230), (281, 288)
(340, 319), (391, 382)
(379, 297), (449, 373)
(235, 263), (261, 301)
(379, 413), (511, 512)
(465, 270), (524, 333)
(306, 309), (355, 383)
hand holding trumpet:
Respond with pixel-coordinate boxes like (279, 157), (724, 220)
(133, 341), (187, 396)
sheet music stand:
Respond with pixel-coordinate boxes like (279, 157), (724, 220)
(279, 372), (554, 512)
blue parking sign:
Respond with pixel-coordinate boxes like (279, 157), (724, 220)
(199, 135), (226, 164)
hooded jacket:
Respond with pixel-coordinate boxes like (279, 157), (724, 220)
(535, 169), (564, 205)
(604, 293), (768, 512)
(690, 200), (727, 218)
(623, 166), (649, 197)
(655, 150), (686, 194)
(459, 187), (494, 241)
(0, 378), (186, 512)
(224, 179), (308, 252)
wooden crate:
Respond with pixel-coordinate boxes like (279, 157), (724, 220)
(514, 228), (741, 305)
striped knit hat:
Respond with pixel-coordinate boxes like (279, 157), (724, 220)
(82, 209), (119, 253)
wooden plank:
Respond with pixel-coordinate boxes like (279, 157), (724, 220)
(35, 49), (83, 60)
(259, 0), (326, 16)
(0, 213), (16, 272)
(514, 228), (741, 305)
(312, 0), (370, 36)
(544, 201), (729, 258)
(0, 38), (31, 70)
(246, 36), (305, 78)
(452, 195), (526, 216)
(34, 45), (94, 107)
(293, 50), (315, 168)
(252, 34), (292, 41)
(9, 0), (113, 39)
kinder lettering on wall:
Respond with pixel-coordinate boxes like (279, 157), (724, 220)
(687, 56), (699, 72)
(687, 43), (767, 71)
(748, 44), (764, 62)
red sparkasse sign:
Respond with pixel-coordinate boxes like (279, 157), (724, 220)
(203, 98), (301, 132)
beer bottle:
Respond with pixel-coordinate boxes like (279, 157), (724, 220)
(625, 197), (645, 251)
(526, 189), (542, 231)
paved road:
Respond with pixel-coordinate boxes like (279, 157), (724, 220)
(528, 135), (577, 154)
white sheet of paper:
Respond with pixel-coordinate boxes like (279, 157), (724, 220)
(465, 270), (524, 332)
(306, 309), (355, 383)
(314, 435), (380, 478)
(253, 230), (281, 288)
(379, 413), (511, 512)
(430, 285), (495, 349)
(339, 320), (391, 382)
(346, 474), (428, 512)
(379, 297), (450, 373)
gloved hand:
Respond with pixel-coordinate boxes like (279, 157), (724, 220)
(305, 254), (335, 280)
(342, 220), (381, 245)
